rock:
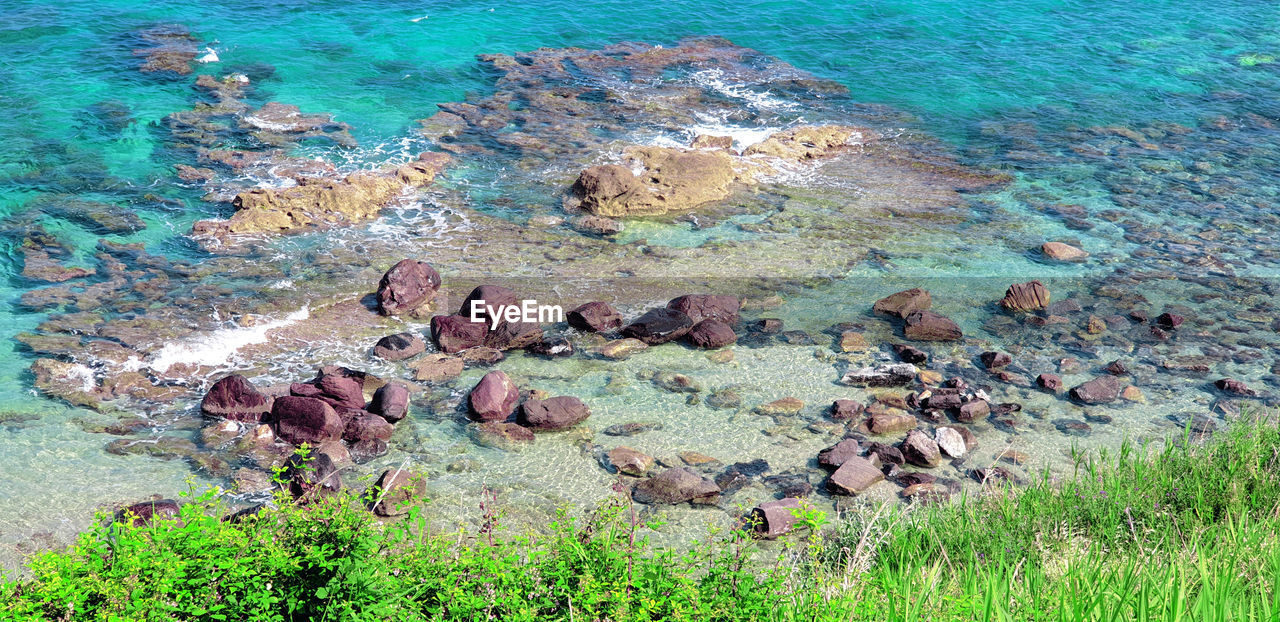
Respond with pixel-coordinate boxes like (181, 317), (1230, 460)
(867, 412), (917, 435)
(284, 452), (341, 501)
(272, 397), (343, 445)
(410, 353), (464, 382)
(956, 400), (990, 423)
(468, 371), (519, 422)
(574, 215), (623, 235)
(667, 294), (740, 324)
(200, 420), (241, 448)
(934, 427), (966, 458)
(891, 344), (928, 365)
(678, 451), (721, 467)
(621, 308), (694, 344)
(1156, 312), (1185, 329)
(685, 319), (737, 349)
(597, 338), (649, 360)
(827, 457), (885, 495)
(653, 372), (702, 393)
(692, 134), (734, 149)
(607, 446), (655, 476)
(526, 338), (573, 358)
(457, 285), (518, 325)
(873, 288), (932, 319)
(1000, 281), (1050, 312)
(1120, 386), (1145, 403)
(201, 374), (272, 423)
(370, 468), (425, 516)
(343, 412), (394, 443)
(1042, 241), (1088, 261)
(430, 314), (487, 353)
(817, 439), (861, 470)
(754, 318), (784, 334)
(756, 397), (803, 416)
(349, 438), (389, 463)
(315, 374), (366, 410)
(567, 301), (623, 332)
(748, 498), (802, 539)
(743, 125), (868, 160)
(1036, 373), (1063, 391)
(866, 442), (905, 465)
(632, 468), (721, 504)
(706, 389), (742, 410)
(1104, 360), (1129, 376)
(460, 347), (505, 366)
(518, 396), (590, 431)
(839, 331), (870, 352)
(603, 421), (664, 436)
(573, 147), (736, 217)
(841, 363), (918, 387)
(830, 399), (864, 421)
(903, 311), (963, 341)
(900, 430), (941, 467)
(764, 474), (813, 499)
(1069, 376), (1121, 404)
(372, 333), (425, 361)
(998, 449), (1029, 465)
(115, 499), (181, 527)
(376, 260), (441, 316)
(469, 422), (534, 450)
(938, 425), (978, 453)
(980, 352), (1012, 369)
(1215, 378), (1257, 396)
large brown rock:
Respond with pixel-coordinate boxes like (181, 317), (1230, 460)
(369, 382), (410, 422)
(900, 430), (941, 467)
(573, 147), (737, 217)
(1070, 376), (1121, 404)
(667, 294), (740, 324)
(201, 374), (272, 423)
(632, 468), (721, 504)
(469, 421), (535, 450)
(410, 353), (464, 382)
(372, 332), (425, 361)
(1000, 281), (1051, 312)
(468, 370), (519, 422)
(1042, 242), (1088, 261)
(376, 260), (441, 316)
(343, 412), (394, 443)
(567, 301), (623, 332)
(827, 457), (885, 495)
(457, 285), (518, 325)
(873, 288), (932, 319)
(748, 497), (803, 538)
(817, 439), (861, 470)
(370, 468), (426, 517)
(284, 452), (341, 501)
(431, 314), (487, 353)
(621, 308), (694, 344)
(272, 397), (344, 445)
(607, 446), (655, 476)
(115, 499), (181, 527)
(742, 125), (868, 160)
(685, 319), (737, 349)
(315, 374), (366, 410)
(518, 396), (591, 431)
(903, 311), (962, 341)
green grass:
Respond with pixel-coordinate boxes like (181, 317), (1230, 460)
(4, 414), (1280, 621)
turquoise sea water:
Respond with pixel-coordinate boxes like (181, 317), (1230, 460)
(4, 0), (1280, 569)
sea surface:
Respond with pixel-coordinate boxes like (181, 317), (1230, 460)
(3, 0), (1280, 572)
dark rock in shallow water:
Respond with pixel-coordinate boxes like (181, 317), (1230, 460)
(469, 421), (534, 450)
(568, 301), (623, 332)
(431, 314), (487, 353)
(349, 438), (388, 463)
(371, 468), (425, 517)
(903, 311), (963, 341)
(621, 308), (694, 344)
(753, 318), (784, 334)
(900, 430), (941, 467)
(956, 399), (990, 423)
(1215, 378), (1258, 396)
(1000, 280), (1050, 312)
(892, 344), (928, 364)
(841, 363), (917, 386)
(457, 285), (518, 325)
(606, 446), (654, 476)
(1156, 312), (1185, 329)
(272, 396), (343, 445)
(284, 452), (341, 501)
(817, 439), (861, 470)
(115, 499), (181, 527)
(873, 288), (932, 319)
(343, 412), (394, 443)
(526, 338), (574, 357)
(763, 473), (813, 498)
(632, 468), (720, 505)
(1069, 376), (1121, 404)
(468, 370), (519, 422)
(748, 498), (802, 538)
(830, 399), (864, 420)
(518, 396), (590, 431)
(1054, 419), (1092, 436)
(376, 259), (440, 316)
(685, 319), (737, 349)
(372, 333), (425, 361)
(866, 441), (905, 465)
(667, 294), (740, 324)
(201, 374), (272, 423)
(827, 457), (884, 495)
(980, 351), (1012, 369)
(1104, 359), (1129, 376)
(315, 374), (366, 410)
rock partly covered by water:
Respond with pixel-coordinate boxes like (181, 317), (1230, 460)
(370, 468), (425, 517)
(1042, 241), (1089, 261)
(272, 396), (344, 445)
(518, 396), (591, 431)
(567, 301), (623, 332)
(748, 497), (802, 538)
(468, 370), (519, 422)
(632, 468), (721, 504)
(903, 311), (963, 341)
(667, 294), (741, 324)
(1000, 281), (1051, 312)
(841, 363), (918, 386)
(621, 308), (694, 344)
(376, 260), (441, 317)
(1070, 376), (1121, 404)
(201, 374), (272, 423)
(873, 288), (932, 319)
(827, 456), (884, 495)
(572, 148), (736, 217)
(372, 332), (426, 361)
(685, 319), (737, 349)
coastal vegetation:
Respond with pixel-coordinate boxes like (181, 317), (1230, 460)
(4, 413), (1277, 621)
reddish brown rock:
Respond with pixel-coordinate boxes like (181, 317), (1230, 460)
(1215, 378), (1257, 396)
(457, 285), (518, 325)
(830, 399), (864, 420)
(868, 411), (917, 435)
(372, 333), (425, 361)
(376, 259), (441, 316)
(817, 439), (861, 470)
(567, 301), (623, 332)
(900, 430), (941, 468)
(430, 314), (487, 353)
(607, 446), (654, 476)
(1036, 373), (1063, 391)
(748, 498), (802, 538)
(410, 353), (464, 382)
(1000, 281), (1050, 312)
(1042, 241), (1088, 261)
(667, 294), (740, 324)
(980, 351), (1012, 369)
(315, 374), (366, 410)
(1069, 376), (1121, 404)
(956, 400), (990, 423)
(827, 457), (885, 495)
(621, 308), (694, 344)
(518, 396), (591, 431)
(369, 382), (410, 422)
(1156, 312), (1185, 329)
(903, 311), (963, 341)
(272, 396), (344, 445)
(873, 288), (932, 319)
(685, 319), (737, 349)
(371, 468), (425, 517)
(201, 374), (272, 423)
(114, 499), (181, 527)
(632, 468), (721, 504)
(468, 370), (519, 422)
(469, 421), (535, 450)
(343, 412), (394, 443)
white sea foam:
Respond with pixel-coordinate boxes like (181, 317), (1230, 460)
(144, 307), (310, 373)
(688, 68), (799, 113)
(196, 47), (219, 63)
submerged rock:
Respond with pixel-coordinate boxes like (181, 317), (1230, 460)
(632, 468), (721, 505)
(873, 288), (932, 319)
(469, 421), (534, 450)
(572, 147), (736, 217)
(1000, 281), (1051, 312)
(370, 468), (426, 517)
(903, 311), (962, 341)
(841, 363), (918, 387)
(607, 446), (655, 476)
(1069, 376), (1121, 404)
(1042, 242), (1088, 261)
(621, 308), (694, 344)
(518, 396), (591, 431)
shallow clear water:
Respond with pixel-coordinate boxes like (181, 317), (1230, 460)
(3, 0), (1280, 571)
